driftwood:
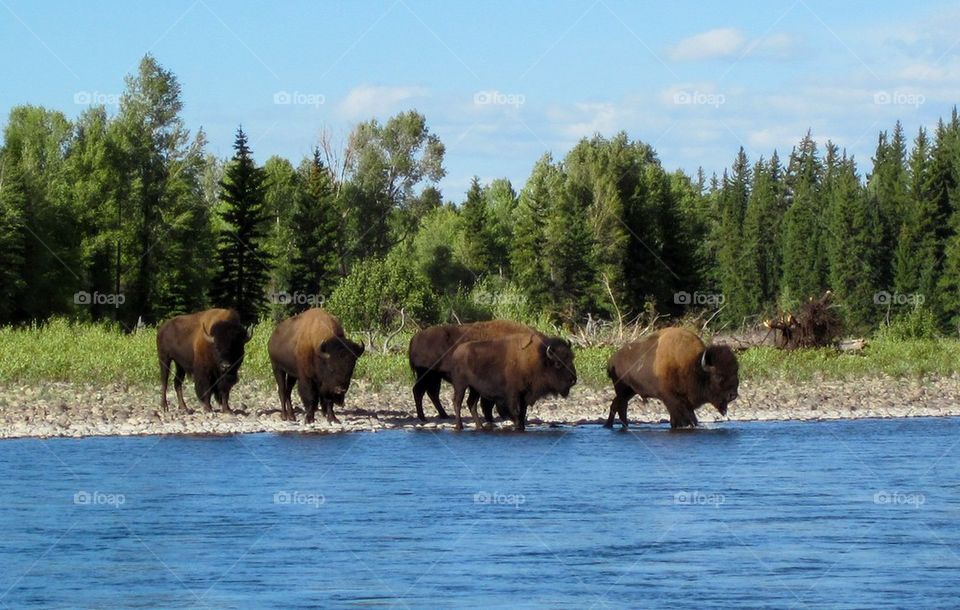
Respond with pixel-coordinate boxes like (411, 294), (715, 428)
(764, 291), (844, 350)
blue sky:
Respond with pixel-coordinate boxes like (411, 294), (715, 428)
(2, 0), (957, 199)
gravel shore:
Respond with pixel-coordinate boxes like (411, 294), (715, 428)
(1, 374), (959, 439)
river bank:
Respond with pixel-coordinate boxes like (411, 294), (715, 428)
(2, 374), (959, 439)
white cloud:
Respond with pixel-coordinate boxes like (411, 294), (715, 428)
(667, 28), (801, 62)
(337, 85), (428, 119)
(668, 28), (745, 61)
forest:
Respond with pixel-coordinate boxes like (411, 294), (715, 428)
(1, 55), (958, 338)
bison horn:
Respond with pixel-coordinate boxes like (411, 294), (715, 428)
(245, 324), (254, 343)
(357, 340), (365, 355)
(202, 324), (215, 344)
(700, 349), (714, 372)
(546, 344), (555, 360)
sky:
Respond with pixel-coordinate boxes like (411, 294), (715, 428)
(2, 0), (958, 199)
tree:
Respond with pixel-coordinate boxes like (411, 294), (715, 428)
(511, 154), (559, 311)
(262, 155), (301, 293)
(344, 111), (445, 260)
(717, 148), (752, 323)
(211, 127), (271, 324)
(825, 155), (879, 330)
(741, 154), (785, 314)
(0, 162), (27, 322)
(287, 149), (341, 312)
(893, 128), (937, 301)
(543, 181), (597, 322)
(781, 132), (825, 305)
(460, 177), (496, 277)
(112, 54), (210, 325)
(867, 124), (908, 289)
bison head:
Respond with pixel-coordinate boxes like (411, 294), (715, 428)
(202, 321), (252, 378)
(540, 337), (577, 398)
(314, 337), (365, 404)
(700, 345), (739, 415)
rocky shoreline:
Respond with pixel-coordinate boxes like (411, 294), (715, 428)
(1, 375), (959, 439)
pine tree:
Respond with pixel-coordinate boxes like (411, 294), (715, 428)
(893, 128), (937, 301)
(717, 148), (752, 323)
(781, 132), (825, 305)
(543, 181), (597, 322)
(211, 127), (271, 323)
(826, 155), (879, 330)
(288, 149), (341, 312)
(511, 155), (558, 311)
(460, 176), (495, 277)
(868, 123), (908, 289)
(741, 152), (786, 313)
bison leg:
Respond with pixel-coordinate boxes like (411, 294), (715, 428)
(322, 398), (339, 424)
(664, 397), (695, 429)
(159, 355), (172, 411)
(605, 383), (635, 429)
(412, 368), (432, 421)
(173, 363), (188, 411)
(195, 377), (214, 412)
(465, 389), (484, 430)
(481, 397), (495, 423)
(452, 383), (467, 431)
(274, 367), (293, 421)
(282, 375), (296, 421)
(424, 374), (449, 419)
(298, 381), (318, 424)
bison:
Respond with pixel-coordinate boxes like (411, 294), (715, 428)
(605, 327), (739, 429)
(448, 333), (577, 431)
(157, 308), (251, 413)
(408, 320), (539, 421)
(268, 308), (364, 424)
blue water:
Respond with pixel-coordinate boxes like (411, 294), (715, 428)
(1, 418), (959, 609)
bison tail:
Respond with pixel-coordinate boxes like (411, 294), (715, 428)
(606, 361), (617, 382)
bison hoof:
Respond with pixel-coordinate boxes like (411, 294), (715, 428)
(602, 421), (613, 429)
(436, 412), (451, 420)
(453, 423), (463, 431)
(326, 416), (340, 424)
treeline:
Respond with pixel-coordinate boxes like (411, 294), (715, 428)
(1, 55), (959, 335)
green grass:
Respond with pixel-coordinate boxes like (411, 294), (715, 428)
(1, 319), (958, 389)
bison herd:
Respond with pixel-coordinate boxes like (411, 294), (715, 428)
(157, 307), (740, 431)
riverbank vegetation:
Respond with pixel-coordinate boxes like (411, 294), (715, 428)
(2, 319), (957, 390)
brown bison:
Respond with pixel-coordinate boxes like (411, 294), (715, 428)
(605, 327), (739, 429)
(448, 333), (577, 431)
(408, 320), (538, 421)
(268, 308), (364, 424)
(157, 308), (251, 413)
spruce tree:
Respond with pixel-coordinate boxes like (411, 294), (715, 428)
(717, 148), (752, 323)
(460, 176), (495, 277)
(543, 181), (597, 322)
(826, 155), (879, 330)
(893, 128), (937, 300)
(781, 133), (825, 305)
(288, 149), (341, 312)
(868, 124), (908, 289)
(511, 155), (558, 311)
(211, 127), (271, 323)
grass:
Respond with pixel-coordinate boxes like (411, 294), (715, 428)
(0, 319), (958, 389)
